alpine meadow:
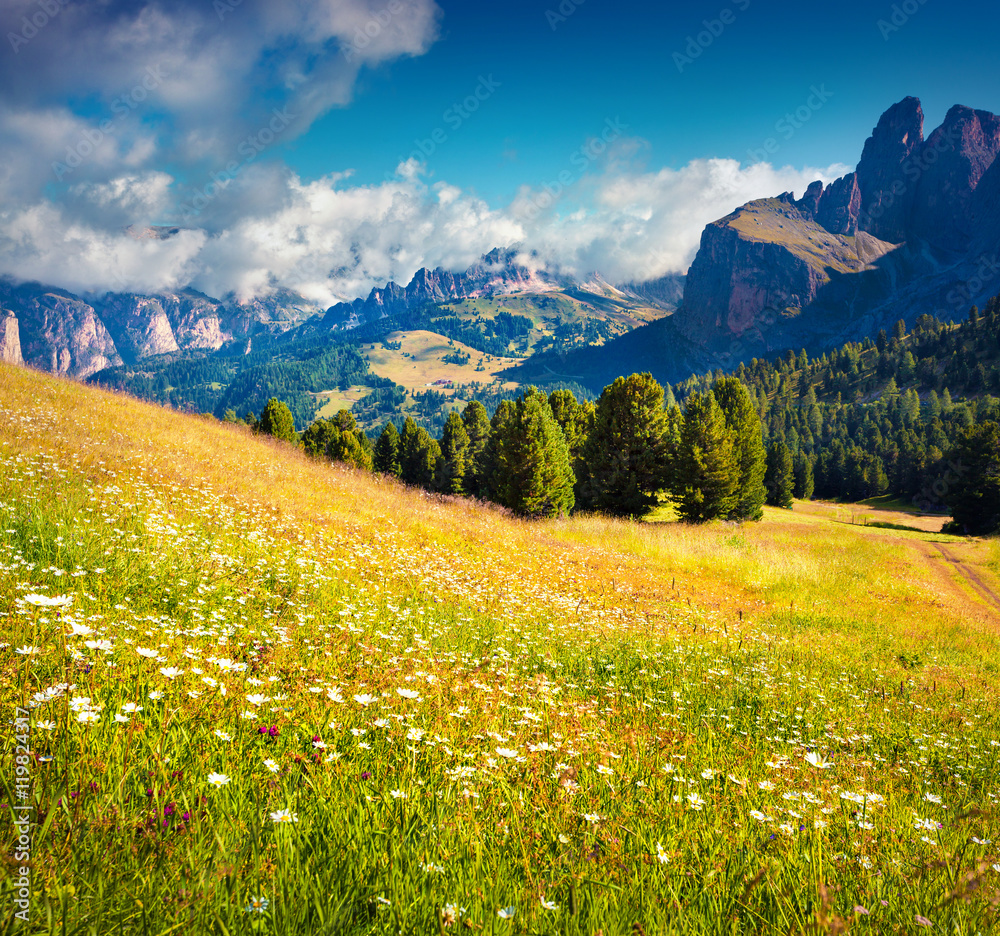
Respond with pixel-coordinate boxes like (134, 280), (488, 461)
(4, 1), (1000, 934)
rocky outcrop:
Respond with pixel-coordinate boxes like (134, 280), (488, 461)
(319, 248), (558, 330)
(678, 196), (899, 359)
(97, 294), (180, 364)
(13, 291), (122, 378)
(0, 277), (323, 379)
(0, 309), (23, 365)
(908, 105), (1000, 250)
(675, 96), (1000, 366)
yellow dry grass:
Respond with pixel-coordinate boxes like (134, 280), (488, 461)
(362, 330), (519, 395)
(3, 361), (998, 695)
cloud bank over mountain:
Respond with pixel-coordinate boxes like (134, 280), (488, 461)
(0, 0), (846, 302)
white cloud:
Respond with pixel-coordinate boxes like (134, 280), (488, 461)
(0, 0), (443, 202)
(0, 155), (850, 302)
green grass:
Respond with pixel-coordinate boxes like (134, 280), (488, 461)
(1, 363), (998, 935)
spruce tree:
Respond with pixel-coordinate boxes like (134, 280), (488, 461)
(944, 421), (1000, 535)
(482, 388), (575, 518)
(373, 422), (402, 477)
(439, 412), (470, 495)
(764, 440), (795, 508)
(672, 391), (738, 523)
(258, 398), (296, 443)
(580, 373), (671, 516)
(793, 451), (815, 500)
(399, 418), (421, 484)
(300, 418), (336, 457)
(549, 389), (595, 505)
(461, 401), (491, 497)
(401, 423), (441, 489)
(712, 376), (766, 522)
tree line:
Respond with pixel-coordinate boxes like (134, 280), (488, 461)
(670, 295), (1000, 514)
(248, 374), (793, 522)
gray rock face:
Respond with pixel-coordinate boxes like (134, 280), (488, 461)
(0, 309), (23, 365)
(676, 96), (1000, 366)
(97, 294), (180, 364)
(14, 291), (122, 378)
(0, 277), (323, 379)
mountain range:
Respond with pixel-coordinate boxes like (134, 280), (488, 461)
(2, 96), (998, 404)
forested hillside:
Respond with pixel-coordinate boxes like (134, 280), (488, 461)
(670, 295), (1000, 510)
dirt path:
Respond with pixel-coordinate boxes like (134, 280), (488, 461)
(929, 542), (1000, 611)
(910, 538), (1000, 628)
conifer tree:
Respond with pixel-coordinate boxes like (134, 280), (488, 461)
(793, 452), (815, 500)
(461, 400), (491, 497)
(483, 388), (575, 518)
(439, 412), (470, 495)
(944, 421), (1000, 535)
(373, 422), (402, 477)
(764, 440), (795, 508)
(580, 373), (671, 516)
(258, 398), (296, 443)
(712, 376), (766, 522)
(401, 422), (441, 489)
(672, 391), (738, 523)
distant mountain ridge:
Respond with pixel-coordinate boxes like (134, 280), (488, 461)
(311, 248), (560, 333)
(0, 279), (324, 378)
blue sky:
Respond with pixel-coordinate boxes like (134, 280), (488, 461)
(0, 0), (996, 301)
(291, 0), (999, 203)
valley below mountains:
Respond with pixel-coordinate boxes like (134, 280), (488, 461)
(2, 96), (999, 426)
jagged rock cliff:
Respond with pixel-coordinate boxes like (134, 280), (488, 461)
(13, 291), (122, 378)
(319, 248), (557, 329)
(0, 309), (23, 365)
(673, 96), (1000, 364)
(0, 281), (323, 379)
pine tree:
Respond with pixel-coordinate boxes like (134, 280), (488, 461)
(461, 400), (491, 497)
(439, 412), (470, 495)
(549, 389), (595, 506)
(373, 422), (402, 477)
(793, 452), (815, 500)
(401, 423), (441, 489)
(300, 418), (336, 457)
(258, 398), (296, 443)
(944, 421), (1000, 535)
(672, 391), (738, 523)
(764, 440), (795, 508)
(482, 388), (575, 518)
(580, 373), (671, 516)
(399, 418), (420, 484)
(712, 376), (766, 522)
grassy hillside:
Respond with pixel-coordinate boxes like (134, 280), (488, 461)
(1, 363), (999, 935)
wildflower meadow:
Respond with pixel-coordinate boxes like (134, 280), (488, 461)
(1, 364), (998, 934)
